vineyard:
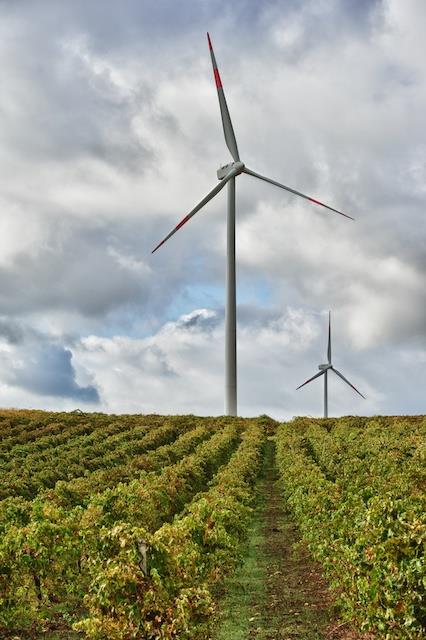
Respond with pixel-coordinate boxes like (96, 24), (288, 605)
(0, 410), (424, 639)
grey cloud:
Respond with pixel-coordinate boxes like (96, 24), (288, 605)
(0, 225), (141, 316)
(0, 27), (154, 174)
(237, 305), (285, 329)
(228, 0), (385, 68)
(0, 219), (191, 321)
(11, 0), (270, 51)
(142, 345), (176, 377)
(0, 319), (25, 344)
(6, 343), (99, 402)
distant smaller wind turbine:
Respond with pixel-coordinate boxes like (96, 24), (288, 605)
(296, 312), (365, 417)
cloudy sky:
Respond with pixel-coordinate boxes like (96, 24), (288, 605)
(0, 0), (424, 419)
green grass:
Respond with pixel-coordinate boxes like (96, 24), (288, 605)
(212, 440), (273, 639)
(212, 438), (339, 639)
(212, 506), (267, 639)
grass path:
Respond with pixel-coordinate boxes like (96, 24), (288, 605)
(212, 438), (364, 640)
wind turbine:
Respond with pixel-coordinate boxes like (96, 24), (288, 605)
(296, 312), (365, 417)
(152, 33), (354, 416)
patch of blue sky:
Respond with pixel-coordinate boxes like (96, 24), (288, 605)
(166, 276), (274, 321)
(165, 283), (223, 321)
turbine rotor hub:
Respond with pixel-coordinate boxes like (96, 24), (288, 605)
(217, 161), (245, 180)
(319, 364), (331, 370)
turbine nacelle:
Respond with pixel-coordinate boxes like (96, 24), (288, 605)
(318, 364), (331, 371)
(217, 161), (245, 180)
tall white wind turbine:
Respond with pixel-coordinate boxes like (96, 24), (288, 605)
(296, 312), (365, 417)
(153, 34), (354, 416)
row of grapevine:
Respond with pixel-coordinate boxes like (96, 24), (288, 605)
(0, 414), (185, 463)
(301, 416), (424, 485)
(75, 420), (266, 639)
(0, 415), (241, 499)
(0, 422), (213, 532)
(1, 419), (143, 465)
(0, 410), (141, 450)
(43, 422), (213, 508)
(276, 417), (426, 639)
(0, 420), (244, 627)
(0, 419), (184, 499)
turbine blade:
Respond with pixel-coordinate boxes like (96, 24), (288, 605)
(207, 33), (240, 162)
(296, 369), (325, 390)
(152, 168), (237, 253)
(243, 167), (354, 220)
(332, 367), (366, 399)
(327, 311), (332, 364)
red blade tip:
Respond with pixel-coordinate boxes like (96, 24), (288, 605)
(152, 239), (165, 254)
(308, 196), (354, 220)
(214, 68), (222, 89)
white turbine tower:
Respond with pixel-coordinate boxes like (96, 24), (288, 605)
(153, 34), (354, 416)
(296, 312), (365, 417)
